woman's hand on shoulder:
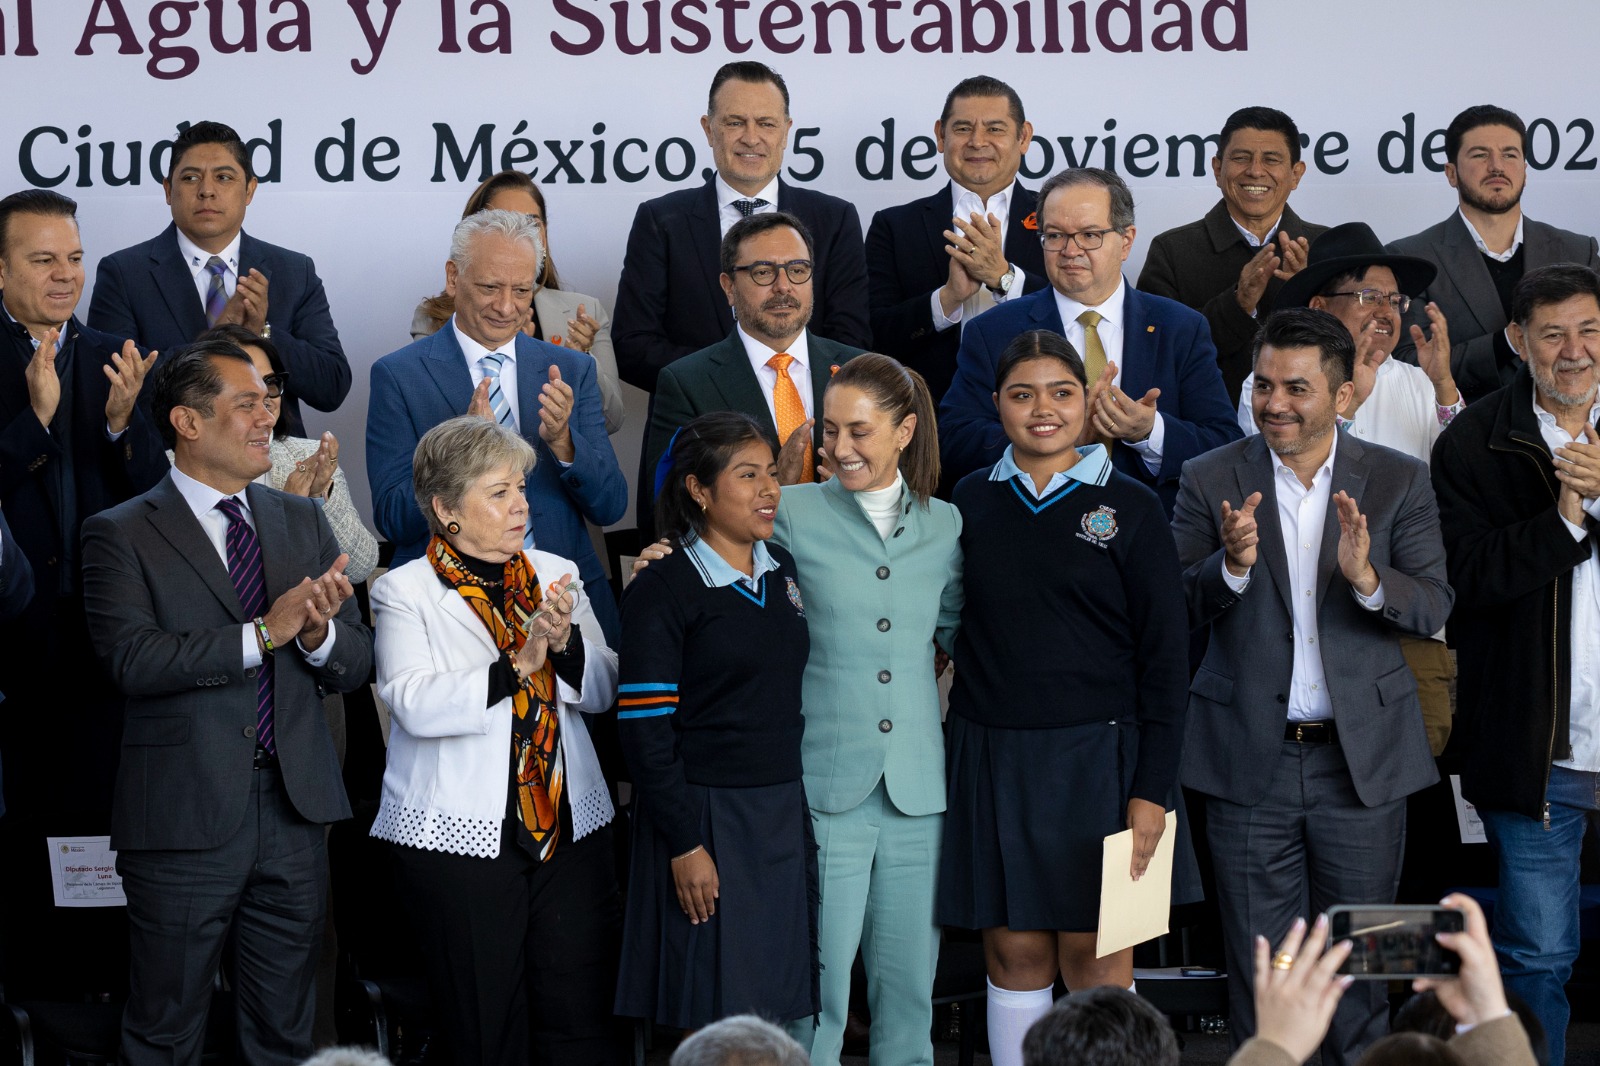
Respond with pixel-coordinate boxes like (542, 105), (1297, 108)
(630, 538), (673, 577)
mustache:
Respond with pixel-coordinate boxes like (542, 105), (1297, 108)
(762, 295), (801, 311)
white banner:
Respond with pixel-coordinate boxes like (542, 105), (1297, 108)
(3, 0), (1596, 526)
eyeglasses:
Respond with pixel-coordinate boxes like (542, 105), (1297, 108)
(1324, 290), (1411, 313)
(729, 259), (813, 286)
(263, 372), (289, 406)
(1040, 228), (1118, 252)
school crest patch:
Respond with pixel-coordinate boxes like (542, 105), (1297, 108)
(1077, 505), (1119, 547)
(786, 576), (805, 615)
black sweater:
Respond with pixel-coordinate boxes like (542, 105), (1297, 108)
(949, 467), (1190, 806)
(617, 542), (809, 855)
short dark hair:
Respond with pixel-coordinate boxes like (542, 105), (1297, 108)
(0, 188), (77, 257)
(1352, 1032), (1464, 1066)
(940, 75), (1026, 129)
(1511, 263), (1600, 327)
(1021, 987), (1179, 1066)
(827, 353), (940, 504)
(1445, 105), (1528, 166)
(150, 339), (255, 449)
(655, 412), (777, 541)
(168, 120), (252, 181)
(1252, 307), (1356, 389)
(708, 61), (790, 117)
(995, 329), (1086, 392)
(720, 211), (815, 277)
(1037, 167), (1135, 232)
(197, 324), (287, 439)
(1219, 106), (1302, 166)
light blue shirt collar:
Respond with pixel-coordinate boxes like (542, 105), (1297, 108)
(989, 442), (1111, 498)
(683, 533), (778, 593)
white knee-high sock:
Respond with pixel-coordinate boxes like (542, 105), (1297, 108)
(986, 978), (1053, 1066)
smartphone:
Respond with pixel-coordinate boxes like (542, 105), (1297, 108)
(1327, 904), (1464, 979)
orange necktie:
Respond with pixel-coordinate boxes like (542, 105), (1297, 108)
(767, 353), (813, 482)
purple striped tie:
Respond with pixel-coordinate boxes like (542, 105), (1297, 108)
(204, 256), (229, 326)
(216, 496), (275, 754)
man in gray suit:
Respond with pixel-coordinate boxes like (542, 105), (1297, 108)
(81, 339), (372, 1066)
(1390, 104), (1600, 402)
(1172, 308), (1452, 1065)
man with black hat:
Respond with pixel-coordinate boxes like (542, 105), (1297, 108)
(1235, 221), (1459, 755)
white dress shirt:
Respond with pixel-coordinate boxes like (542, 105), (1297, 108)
(1459, 208), (1525, 263)
(1534, 393), (1600, 771)
(169, 465), (336, 669)
(1219, 431), (1385, 720)
(175, 228), (242, 308)
(453, 318), (521, 430)
(932, 181), (1028, 331)
(736, 325), (814, 426)
(1051, 278), (1163, 474)
(716, 175), (780, 237)
(1230, 212), (1283, 249)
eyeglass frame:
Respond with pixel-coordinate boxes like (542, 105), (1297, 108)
(1038, 227), (1122, 253)
(1322, 289), (1412, 313)
(262, 372), (290, 405)
(727, 259), (815, 286)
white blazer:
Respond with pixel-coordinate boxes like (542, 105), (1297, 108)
(369, 549), (618, 858)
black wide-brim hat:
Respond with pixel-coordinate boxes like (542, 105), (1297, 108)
(1277, 222), (1438, 310)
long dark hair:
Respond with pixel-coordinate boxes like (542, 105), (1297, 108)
(825, 354), (940, 504)
(655, 412), (776, 541)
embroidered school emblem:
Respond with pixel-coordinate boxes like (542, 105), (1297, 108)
(786, 576), (805, 615)
(1079, 505), (1119, 544)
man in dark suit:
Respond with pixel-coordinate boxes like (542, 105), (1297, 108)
(81, 340), (372, 1066)
(641, 212), (864, 531)
(88, 120), (350, 437)
(367, 209), (627, 641)
(938, 167), (1240, 516)
(1389, 105), (1600, 403)
(1171, 308), (1451, 1065)
(612, 61), (870, 393)
(1138, 106), (1327, 401)
(865, 75), (1048, 402)
(0, 505), (33, 822)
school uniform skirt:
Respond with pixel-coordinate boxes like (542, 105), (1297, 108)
(937, 714), (1202, 933)
(615, 779), (819, 1029)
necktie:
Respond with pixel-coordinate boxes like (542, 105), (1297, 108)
(1077, 309), (1108, 387)
(478, 352), (518, 432)
(204, 256), (229, 326)
(216, 497), (275, 754)
(767, 353), (812, 482)
(732, 198), (769, 218)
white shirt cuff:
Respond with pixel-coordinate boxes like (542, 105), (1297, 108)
(1584, 495), (1600, 522)
(1563, 514), (1590, 541)
(931, 289), (963, 332)
(1353, 582), (1386, 611)
(1125, 412), (1166, 474)
(1221, 558), (1251, 593)
(106, 422), (128, 441)
(242, 624), (263, 669)
(296, 620), (337, 666)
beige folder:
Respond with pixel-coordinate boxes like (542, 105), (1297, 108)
(1096, 810), (1177, 958)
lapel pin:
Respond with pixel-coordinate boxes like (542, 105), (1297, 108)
(1146, 325), (1155, 333)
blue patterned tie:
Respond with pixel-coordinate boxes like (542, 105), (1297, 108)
(216, 497), (275, 754)
(478, 352), (518, 432)
(204, 256), (229, 326)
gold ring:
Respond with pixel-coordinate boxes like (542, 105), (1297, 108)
(1272, 952), (1295, 971)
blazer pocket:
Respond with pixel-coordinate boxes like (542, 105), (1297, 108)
(122, 716), (189, 746)
(1189, 665), (1233, 705)
(1374, 664), (1417, 707)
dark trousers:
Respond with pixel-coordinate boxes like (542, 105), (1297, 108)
(117, 765), (328, 1066)
(391, 820), (625, 1066)
(1206, 740), (1406, 1066)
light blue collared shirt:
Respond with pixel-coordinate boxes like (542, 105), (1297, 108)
(682, 532), (779, 594)
(990, 442), (1111, 498)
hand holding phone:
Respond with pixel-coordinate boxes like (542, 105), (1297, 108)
(1328, 904), (1464, 979)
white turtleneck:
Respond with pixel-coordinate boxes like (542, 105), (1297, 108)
(854, 473), (904, 541)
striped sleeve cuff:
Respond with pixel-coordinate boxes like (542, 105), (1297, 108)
(617, 682), (678, 719)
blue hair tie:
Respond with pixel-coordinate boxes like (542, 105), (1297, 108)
(653, 426), (685, 498)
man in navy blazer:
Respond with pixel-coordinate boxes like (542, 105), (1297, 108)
(367, 210), (626, 640)
(612, 61), (870, 393)
(866, 75), (1048, 403)
(88, 121), (350, 438)
(939, 168), (1241, 515)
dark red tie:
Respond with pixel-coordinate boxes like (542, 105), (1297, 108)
(216, 496), (275, 754)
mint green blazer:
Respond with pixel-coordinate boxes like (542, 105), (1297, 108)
(771, 477), (963, 816)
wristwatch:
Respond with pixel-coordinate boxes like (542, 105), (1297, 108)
(987, 266), (1016, 297)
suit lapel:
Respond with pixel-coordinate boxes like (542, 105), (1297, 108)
(1436, 215), (1504, 335)
(421, 328), (476, 413)
(238, 231), (273, 284)
(1003, 183), (1039, 263)
(145, 476), (246, 620)
(1027, 288), (1065, 332)
(514, 335), (550, 442)
(923, 186), (954, 267)
(148, 224), (208, 340)
(1118, 284), (1153, 395)
(1237, 439), (1294, 620)
(1317, 436), (1368, 607)
(691, 179), (734, 335)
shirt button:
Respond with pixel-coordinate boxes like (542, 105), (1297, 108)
(1306, 637), (1314, 645)
(1311, 684), (1320, 691)
(877, 618), (891, 632)
(879, 719), (893, 733)
(878, 670), (892, 684)
(876, 566), (890, 580)
(243, 725), (256, 739)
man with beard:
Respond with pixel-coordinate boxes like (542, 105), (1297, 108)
(640, 212), (863, 527)
(1432, 263), (1600, 1066)
(1390, 106), (1600, 403)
